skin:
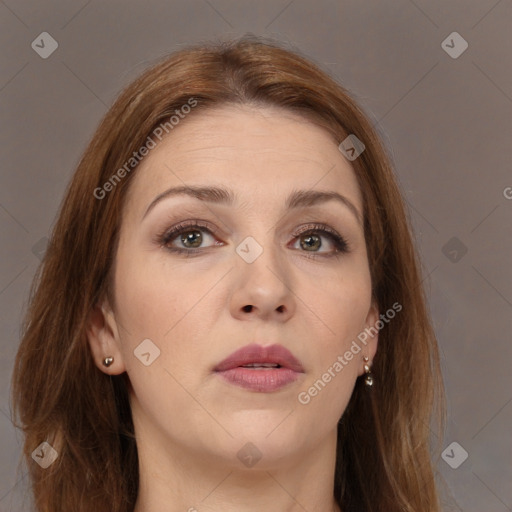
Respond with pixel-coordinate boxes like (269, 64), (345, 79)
(87, 104), (379, 512)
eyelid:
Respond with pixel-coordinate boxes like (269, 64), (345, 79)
(291, 222), (342, 238)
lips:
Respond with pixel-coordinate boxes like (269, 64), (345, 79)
(213, 344), (304, 392)
(214, 343), (304, 373)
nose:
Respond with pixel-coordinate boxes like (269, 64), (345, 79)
(229, 240), (296, 323)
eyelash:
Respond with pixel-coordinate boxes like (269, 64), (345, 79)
(155, 220), (350, 258)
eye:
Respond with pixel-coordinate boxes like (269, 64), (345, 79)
(156, 220), (222, 255)
(290, 223), (349, 256)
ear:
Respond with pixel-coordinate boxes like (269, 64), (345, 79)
(357, 301), (380, 376)
(86, 297), (126, 375)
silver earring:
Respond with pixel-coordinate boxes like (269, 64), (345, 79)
(363, 356), (373, 387)
(102, 356), (114, 367)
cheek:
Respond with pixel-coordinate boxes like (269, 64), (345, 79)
(297, 262), (372, 406)
(112, 249), (223, 372)
(295, 277), (370, 419)
(311, 264), (373, 344)
(297, 368), (357, 422)
(113, 246), (195, 333)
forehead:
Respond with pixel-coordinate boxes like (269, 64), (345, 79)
(124, 104), (362, 215)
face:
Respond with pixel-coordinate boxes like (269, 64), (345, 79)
(90, 104), (378, 470)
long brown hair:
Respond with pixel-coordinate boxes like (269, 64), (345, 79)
(11, 36), (445, 512)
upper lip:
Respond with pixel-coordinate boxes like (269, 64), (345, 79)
(214, 344), (305, 373)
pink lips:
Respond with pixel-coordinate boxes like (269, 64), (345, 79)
(214, 344), (304, 392)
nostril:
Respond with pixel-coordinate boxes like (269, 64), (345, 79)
(242, 305), (253, 312)
(276, 305), (285, 313)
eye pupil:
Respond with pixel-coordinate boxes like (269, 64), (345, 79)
(181, 230), (202, 248)
(300, 234), (321, 251)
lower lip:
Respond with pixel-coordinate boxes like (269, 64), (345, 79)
(215, 367), (301, 392)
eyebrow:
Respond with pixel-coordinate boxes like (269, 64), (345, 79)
(142, 185), (362, 225)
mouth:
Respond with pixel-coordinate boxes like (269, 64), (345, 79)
(238, 363), (282, 368)
(213, 343), (304, 392)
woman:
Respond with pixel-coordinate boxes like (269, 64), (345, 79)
(11, 36), (445, 512)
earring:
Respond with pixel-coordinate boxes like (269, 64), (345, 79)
(363, 356), (373, 387)
(102, 356), (114, 367)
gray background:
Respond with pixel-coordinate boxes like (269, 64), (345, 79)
(1, 1), (511, 511)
